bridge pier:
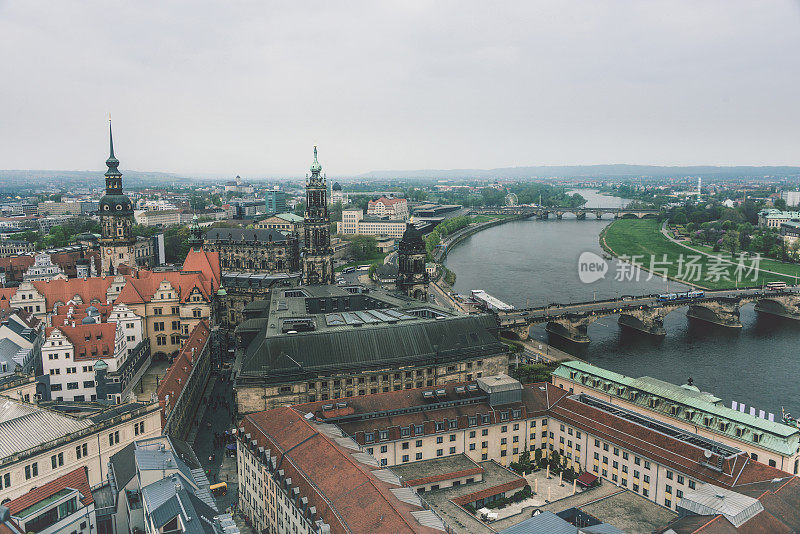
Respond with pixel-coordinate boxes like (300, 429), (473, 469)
(556, 212), (564, 220)
(596, 212), (603, 219)
(576, 211), (586, 220)
(754, 295), (800, 320)
(687, 299), (742, 329)
(546, 319), (591, 344)
(538, 212), (549, 220)
(618, 308), (668, 337)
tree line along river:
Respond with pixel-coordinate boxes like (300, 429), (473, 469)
(444, 189), (800, 419)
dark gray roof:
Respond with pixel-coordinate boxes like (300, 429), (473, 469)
(206, 228), (288, 243)
(499, 511), (577, 534)
(238, 314), (504, 383)
(109, 442), (137, 489)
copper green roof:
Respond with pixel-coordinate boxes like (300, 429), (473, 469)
(553, 360), (800, 456)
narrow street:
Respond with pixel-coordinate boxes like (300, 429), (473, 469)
(192, 374), (239, 513)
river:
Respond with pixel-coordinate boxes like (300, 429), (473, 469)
(445, 189), (800, 418)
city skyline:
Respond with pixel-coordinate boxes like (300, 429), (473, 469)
(1, 1), (799, 176)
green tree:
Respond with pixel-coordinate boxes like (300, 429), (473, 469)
(348, 235), (378, 261)
(722, 230), (740, 255)
(164, 226), (191, 263)
(510, 363), (557, 384)
(774, 198), (788, 211)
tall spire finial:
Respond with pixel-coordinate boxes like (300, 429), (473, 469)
(105, 116), (121, 179)
(310, 145), (322, 175)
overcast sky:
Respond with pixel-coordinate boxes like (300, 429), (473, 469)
(1, 1), (799, 177)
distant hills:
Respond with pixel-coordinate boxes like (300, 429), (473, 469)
(359, 164), (800, 180)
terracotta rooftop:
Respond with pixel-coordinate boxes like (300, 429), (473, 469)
(240, 407), (441, 534)
(182, 248), (221, 291)
(294, 381), (790, 493)
(6, 466), (93, 516)
(117, 270), (214, 305)
(32, 275), (120, 307)
(46, 322), (118, 361)
(369, 197), (406, 206)
(158, 320), (210, 426)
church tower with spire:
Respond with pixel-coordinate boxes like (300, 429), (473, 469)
(302, 146), (335, 285)
(99, 119), (135, 275)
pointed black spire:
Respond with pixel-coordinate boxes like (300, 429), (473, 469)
(105, 117), (121, 179)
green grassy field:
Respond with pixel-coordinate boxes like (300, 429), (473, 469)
(602, 219), (800, 289)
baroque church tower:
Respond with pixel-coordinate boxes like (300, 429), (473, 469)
(99, 120), (135, 275)
(301, 146), (335, 285)
(396, 223), (429, 300)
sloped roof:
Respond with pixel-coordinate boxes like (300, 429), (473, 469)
(6, 466), (93, 516)
(182, 249), (221, 291)
(239, 314), (504, 382)
(32, 276), (118, 307)
(158, 321), (210, 426)
(241, 407), (440, 534)
(553, 360), (800, 456)
(46, 323), (118, 361)
(205, 227), (288, 243)
(116, 270), (213, 305)
(0, 398), (91, 459)
(369, 197), (406, 206)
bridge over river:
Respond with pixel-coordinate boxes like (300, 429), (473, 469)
(471, 206), (662, 219)
(496, 287), (800, 343)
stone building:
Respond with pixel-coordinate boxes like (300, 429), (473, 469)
(254, 212), (303, 235)
(203, 227), (299, 274)
(301, 147), (335, 285)
(0, 240), (35, 257)
(368, 196), (409, 220)
(251, 375), (796, 520)
(397, 223), (429, 300)
(0, 397), (161, 502)
(232, 285), (510, 413)
(98, 121), (136, 275)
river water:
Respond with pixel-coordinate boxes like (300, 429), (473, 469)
(445, 189), (800, 418)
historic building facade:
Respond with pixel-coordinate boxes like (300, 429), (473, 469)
(301, 147), (335, 285)
(203, 227), (299, 273)
(396, 223), (429, 300)
(99, 121), (136, 275)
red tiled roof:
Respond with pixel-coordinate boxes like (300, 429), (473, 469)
(51, 303), (114, 326)
(576, 471), (598, 487)
(158, 320), (210, 426)
(368, 197), (406, 206)
(297, 381), (790, 493)
(548, 393), (791, 489)
(116, 270), (213, 305)
(46, 322), (118, 361)
(241, 408), (439, 534)
(451, 477), (527, 506)
(6, 466), (93, 515)
(0, 287), (17, 309)
(182, 248), (221, 291)
(32, 276), (119, 308)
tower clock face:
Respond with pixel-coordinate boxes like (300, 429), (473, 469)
(106, 248), (114, 255)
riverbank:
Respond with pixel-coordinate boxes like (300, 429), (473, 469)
(600, 218), (796, 290)
(434, 213), (526, 263)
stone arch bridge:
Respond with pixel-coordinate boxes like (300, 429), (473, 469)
(469, 206), (662, 220)
(496, 288), (800, 343)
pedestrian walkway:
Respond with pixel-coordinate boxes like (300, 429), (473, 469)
(186, 375), (217, 444)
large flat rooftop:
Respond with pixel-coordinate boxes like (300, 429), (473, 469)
(391, 454), (483, 486)
(234, 285), (506, 384)
(419, 461), (525, 534)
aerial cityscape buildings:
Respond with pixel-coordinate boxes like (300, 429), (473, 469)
(3, 3), (800, 530)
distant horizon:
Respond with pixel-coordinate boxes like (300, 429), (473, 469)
(1, 162), (800, 182)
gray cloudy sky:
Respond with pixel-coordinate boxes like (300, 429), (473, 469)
(1, 1), (799, 177)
